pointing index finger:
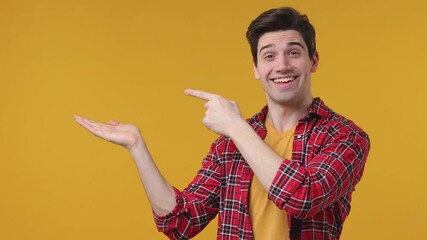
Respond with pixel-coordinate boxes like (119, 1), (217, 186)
(185, 89), (220, 101)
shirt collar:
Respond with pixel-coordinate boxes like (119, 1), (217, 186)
(303, 97), (329, 121)
(248, 97), (329, 128)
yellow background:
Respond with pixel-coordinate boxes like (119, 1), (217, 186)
(1, 0), (426, 239)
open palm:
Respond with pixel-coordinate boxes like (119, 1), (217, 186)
(74, 115), (142, 150)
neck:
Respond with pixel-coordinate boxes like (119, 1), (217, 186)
(267, 97), (313, 132)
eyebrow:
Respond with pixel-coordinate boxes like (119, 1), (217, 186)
(258, 44), (274, 54)
(258, 41), (306, 54)
(289, 42), (306, 49)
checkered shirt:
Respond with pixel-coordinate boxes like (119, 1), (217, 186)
(154, 97), (370, 240)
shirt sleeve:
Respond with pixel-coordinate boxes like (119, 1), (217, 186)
(154, 142), (221, 239)
(268, 127), (370, 219)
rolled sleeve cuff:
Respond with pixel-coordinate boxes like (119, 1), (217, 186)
(153, 187), (185, 232)
(268, 159), (304, 209)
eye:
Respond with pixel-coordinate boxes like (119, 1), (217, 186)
(264, 54), (275, 60)
(289, 50), (301, 56)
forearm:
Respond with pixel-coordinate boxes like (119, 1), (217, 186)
(73, 116), (177, 215)
(267, 131), (370, 218)
(129, 141), (176, 216)
(229, 120), (283, 191)
(184, 89), (283, 189)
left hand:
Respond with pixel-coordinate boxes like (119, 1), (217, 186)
(185, 89), (245, 137)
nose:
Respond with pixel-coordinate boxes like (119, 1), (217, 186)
(275, 55), (292, 72)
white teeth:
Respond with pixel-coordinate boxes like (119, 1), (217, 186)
(273, 77), (294, 83)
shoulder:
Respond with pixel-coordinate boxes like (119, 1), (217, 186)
(313, 98), (370, 145)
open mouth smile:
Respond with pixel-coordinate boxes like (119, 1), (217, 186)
(272, 76), (296, 84)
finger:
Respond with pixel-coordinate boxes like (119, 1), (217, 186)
(74, 115), (106, 127)
(74, 115), (104, 133)
(74, 115), (89, 127)
(108, 120), (120, 126)
(184, 89), (221, 101)
(73, 115), (85, 122)
(75, 117), (97, 132)
(81, 121), (110, 138)
(74, 115), (96, 125)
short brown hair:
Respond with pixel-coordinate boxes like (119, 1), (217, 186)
(246, 7), (316, 65)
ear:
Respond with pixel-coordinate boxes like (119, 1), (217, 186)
(253, 61), (260, 79)
(310, 51), (320, 72)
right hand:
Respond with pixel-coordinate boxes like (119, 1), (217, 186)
(74, 115), (144, 151)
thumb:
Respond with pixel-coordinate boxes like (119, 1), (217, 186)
(108, 120), (120, 126)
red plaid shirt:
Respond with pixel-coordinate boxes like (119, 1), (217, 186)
(154, 98), (370, 240)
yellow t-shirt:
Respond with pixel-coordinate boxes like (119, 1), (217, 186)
(249, 117), (295, 240)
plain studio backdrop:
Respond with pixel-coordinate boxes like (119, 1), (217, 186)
(1, 0), (426, 239)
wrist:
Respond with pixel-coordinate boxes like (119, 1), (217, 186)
(128, 136), (147, 155)
(228, 119), (251, 140)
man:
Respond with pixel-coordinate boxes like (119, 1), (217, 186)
(74, 7), (370, 240)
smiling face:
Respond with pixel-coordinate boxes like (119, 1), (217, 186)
(254, 30), (319, 109)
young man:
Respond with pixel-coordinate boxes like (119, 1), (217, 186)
(75, 7), (370, 240)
